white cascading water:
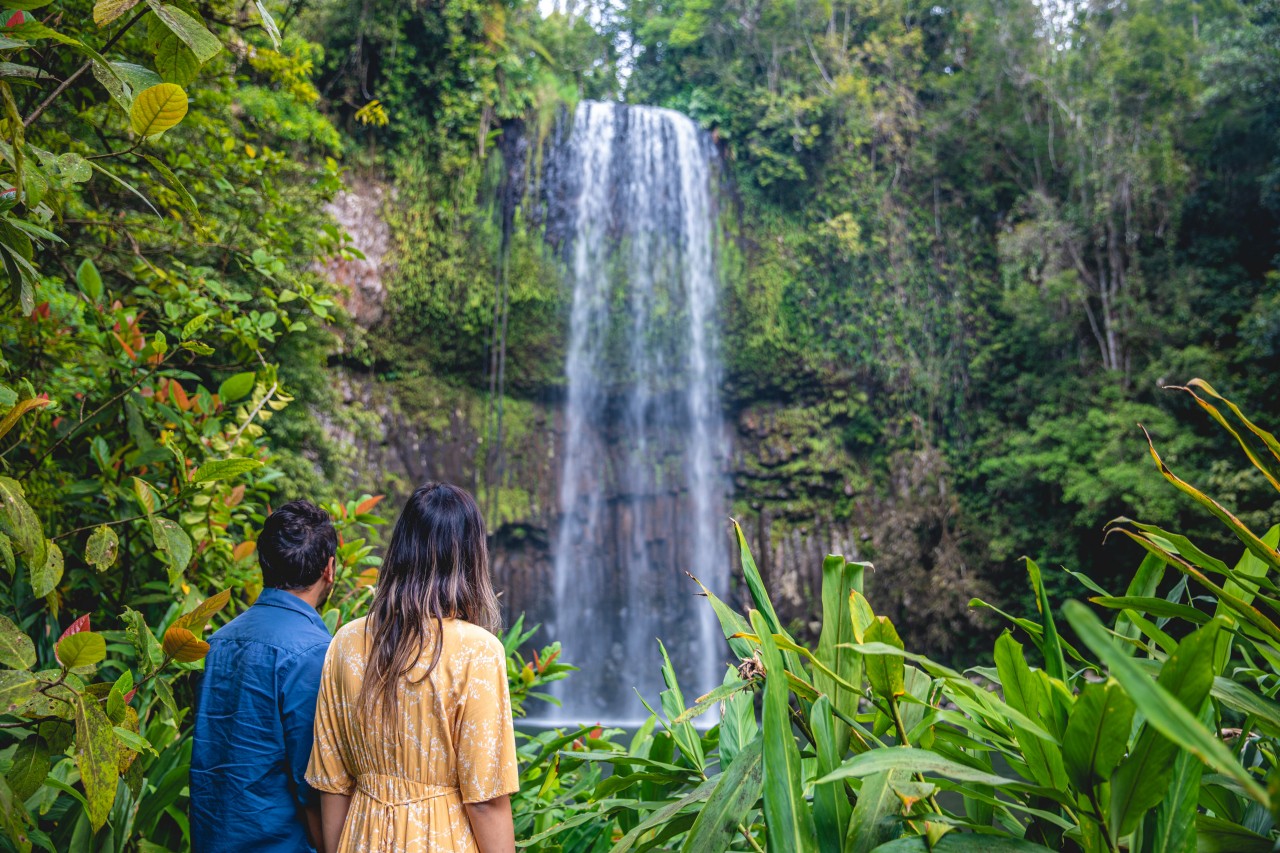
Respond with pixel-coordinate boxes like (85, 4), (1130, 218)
(546, 101), (728, 724)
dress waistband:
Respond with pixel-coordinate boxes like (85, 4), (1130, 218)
(355, 773), (460, 806)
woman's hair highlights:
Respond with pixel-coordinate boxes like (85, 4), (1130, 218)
(359, 482), (500, 721)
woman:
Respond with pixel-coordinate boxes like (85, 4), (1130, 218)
(306, 483), (518, 853)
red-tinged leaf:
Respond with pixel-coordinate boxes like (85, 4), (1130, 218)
(123, 688), (136, 703)
(590, 726), (603, 739)
(5, 12), (24, 27)
(58, 613), (91, 647)
(355, 495), (384, 515)
(355, 567), (378, 588)
(232, 540), (255, 562)
(226, 484), (245, 508)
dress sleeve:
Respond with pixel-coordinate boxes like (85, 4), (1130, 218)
(305, 638), (356, 795)
(456, 636), (520, 803)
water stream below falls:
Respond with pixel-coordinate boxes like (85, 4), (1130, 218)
(538, 100), (730, 725)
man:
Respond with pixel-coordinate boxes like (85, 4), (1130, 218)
(191, 500), (338, 852)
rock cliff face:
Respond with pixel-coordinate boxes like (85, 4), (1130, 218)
(319, 168), (981, 657)
(319, 177), (390, 328)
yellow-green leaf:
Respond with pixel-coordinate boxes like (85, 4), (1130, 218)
(0, 475), (45, 569)
(85, 525), (118, 572)
(55, 631), (106, 669)
(0, 614), (35, 670)
(129, 83), (187, 137)
(93, 0), (141, 25)
(29, 539), (62, 599)
(74, 693), (118, 830)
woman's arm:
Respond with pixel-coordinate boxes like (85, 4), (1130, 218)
(319, 792), (353, 853)
(465, 794), (515, 853)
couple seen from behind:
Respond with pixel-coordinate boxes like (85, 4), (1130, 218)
(189, 482), (518, 853)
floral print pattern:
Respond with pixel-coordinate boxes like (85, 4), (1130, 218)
(305, 617), (519, 852)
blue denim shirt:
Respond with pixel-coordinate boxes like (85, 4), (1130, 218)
(190, 589), (331, 853)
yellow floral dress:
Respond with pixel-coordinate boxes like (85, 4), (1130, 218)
(305, 617), (519, 852)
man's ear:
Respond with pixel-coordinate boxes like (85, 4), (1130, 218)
(323, 555), (336, 584)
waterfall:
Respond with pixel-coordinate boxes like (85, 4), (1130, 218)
(544, 101), (729, 724)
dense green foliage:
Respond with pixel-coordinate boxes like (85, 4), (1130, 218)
(315, 0), (1280, 650)
(0, 0), (373, 847)
(514, 383), (1280, 852)
(3, 0), (1280, 847)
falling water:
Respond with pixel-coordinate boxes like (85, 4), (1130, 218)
(545, 101), (728, 724)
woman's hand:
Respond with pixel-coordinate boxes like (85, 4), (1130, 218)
(465, 794), (515, 853)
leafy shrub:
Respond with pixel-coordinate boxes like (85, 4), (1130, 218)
(518, 379), (1280, 852)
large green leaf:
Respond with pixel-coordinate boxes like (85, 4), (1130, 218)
(29, 540), (62, 598)
(816, 554), (866, 754)
(0, 669), (38, 714)
(1024, 560), (1068, 719)
(816, 747), (1020, 788)
(1149, 730), (1202, 853)
(1065, 603), (1268, 810)
(992, 632), (1067, 788)
(121, 608), (164, 674)
(863, 617), (905, 701)
(733, 521), (806, 678)
(85, 525), (118, 572)
(149, 516), (192, 584)
(751, 608), (817, 852)
(55, 631), (106, 669)
(0, 614), (35, 670)
(656, 640), (704, 772)
(1089, 596), (1207, 625)
(681, 735), (763, 853)
(811, 695), (852, 850)
(0, 476), (45, 569)
(848, 769), (905, 853)
(611, 778), (717, 853)
(1106, 616), (1222, 836)
(689, 574), (754, 660)
(151, 26), (199, 85)
(1060, 678), (1133, 791)
(718, 665), (757, 767)
(217, 371), (255, 404)
(191, 457), (262, 485)
(93, 0), (141, 25)
(1114, 553), (1166, 642)
(1193, 815), (1273, 853)
(74, 694), (118, 830)
(5, 735), (49, 801)
(146, 2), (221, 62)
(1210, 675), (1280, 736)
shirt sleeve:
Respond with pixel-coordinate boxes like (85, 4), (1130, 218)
(305, 640), (356, 795)
(456, 636), (520, 803)
(280, 641), (329, 809)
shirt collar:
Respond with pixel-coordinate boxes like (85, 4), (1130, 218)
(253, 587), (330, 635)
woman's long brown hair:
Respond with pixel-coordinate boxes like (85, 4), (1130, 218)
(359, 482), (500, 722)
